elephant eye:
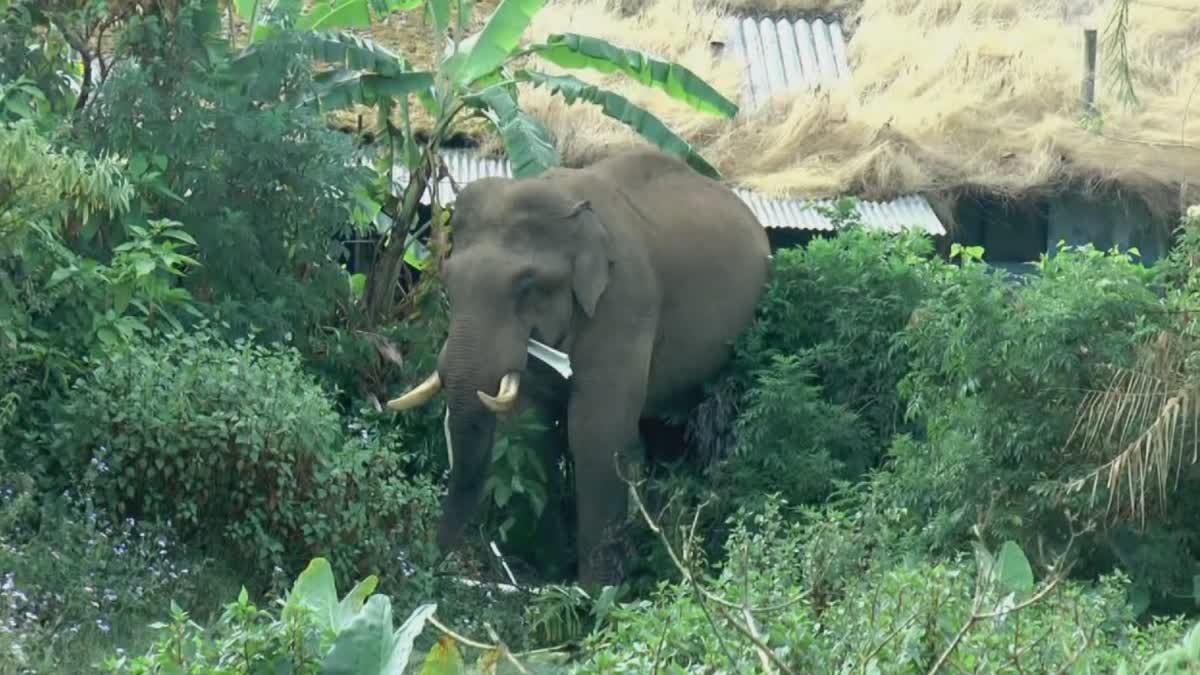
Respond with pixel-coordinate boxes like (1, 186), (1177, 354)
(514, 270), (537, 297)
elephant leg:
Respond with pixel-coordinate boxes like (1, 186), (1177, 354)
(567, 331), (654, 590)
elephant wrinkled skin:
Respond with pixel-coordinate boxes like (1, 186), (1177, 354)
(388, 147), (772, 589)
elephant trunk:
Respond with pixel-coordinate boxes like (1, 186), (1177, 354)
(434, 314), (528, 555)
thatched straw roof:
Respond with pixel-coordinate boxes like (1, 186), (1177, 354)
(496, 0), (1200, 226)
(342, 0), (1200, 229)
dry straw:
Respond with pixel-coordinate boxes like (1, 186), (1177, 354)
(501, 0), (1200, 226)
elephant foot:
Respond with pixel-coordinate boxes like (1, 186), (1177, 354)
(578, 522), (634, 592)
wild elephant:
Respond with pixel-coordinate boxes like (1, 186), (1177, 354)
(387, 146), (772, 589)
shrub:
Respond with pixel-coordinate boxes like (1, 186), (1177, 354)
(734, 224), (943, 450)
(49, 326), (442, 583)
(573, 496), (1192, 673)
(881, 243), (1164, 546)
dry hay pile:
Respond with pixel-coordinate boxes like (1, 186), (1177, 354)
(497, 0), (1200, 225)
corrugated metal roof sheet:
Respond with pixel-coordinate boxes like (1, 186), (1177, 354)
(721, 16), (851, 110)
(734, 189), (944, 235)
(393, 151), (945, 236)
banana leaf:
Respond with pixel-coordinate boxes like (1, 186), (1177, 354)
(464, 85), (560, 178)
(518, 70), (721, 179)
(452, 0), (545, 86)
(532, 33), (738, 118)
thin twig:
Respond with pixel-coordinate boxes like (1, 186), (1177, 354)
(427, 614), (531, 674)
(926, 575), (1064, 675)
(619, 465), (797, 675)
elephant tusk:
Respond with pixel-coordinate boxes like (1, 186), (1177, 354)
(477, 372), (520, 413)
(386, 371), (442, 410)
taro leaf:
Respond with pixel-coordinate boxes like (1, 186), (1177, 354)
(322, 594), (395, 674)
(298, 0), (372, 30)
(306, 70), (436, 111)
(336, 575), (380, 631)
(284, 558), (340, 632)
(453, 0), (545, 86)
(532, 33), (738, 118)
(464, 85), (559, 178)
(517, 70), (721, 180)
(385, 603), (439, 674)
(321, 598), (437, 675)
(995, 540), (1035, 597)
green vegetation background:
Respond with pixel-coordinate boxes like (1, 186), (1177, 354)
(2, 0), (1199, 672)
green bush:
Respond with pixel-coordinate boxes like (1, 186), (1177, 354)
(880, 243), (1164, 550)
(49, 326), (442, 583)
(72, 3), (378, 396)
(574, 496), (1192, 673)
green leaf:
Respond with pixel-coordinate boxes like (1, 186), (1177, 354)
(426, 0), (451, 38)
(133, 258), (157, 277)
(159, 229), (198, 246)
(298, 0), (372, 30)
(322, 595), (395, 675)
(387, 603), (438, 674)
(321, 597), (437, 675)
(453, 0), (545, 85)
(404, 238), (432, 271)
(337, 575), (380, 630)
(233, 0), (260, 22)
(995, 540), (1035, 597)
(112, 281), (133, 315)
(463, 85), (559, 178)
(285, 558), (340, 632)
(307, 70), (437, 110)
(517, 70), (721, 179)
(532, 33), (738, 118)
(47, 266), (75, 288)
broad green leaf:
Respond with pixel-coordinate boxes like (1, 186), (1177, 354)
(284, 558), (340, 631)
(517, 70), (721, 180)
(47, 266), (75, 288)
(233, 0), (260, 21)
(464, 85), (559, 178)
(298, 0), (372, 30)
(337, 575), (379, 630)
(159, 229), (198, 246)
(404, 238), (432, 271)
(386, 603), (438, 674)
(321, 597), (437, 675)
(112, 282), (133, 315)
(995, 540), (1035, 597)
(307, 70), (436, 110)
(133, 258), (156, 277)
(426, 0), (451, 38)
(322, 595), (395, 675)
(453, 0), (545, 85)
(532, 33), (738, 118)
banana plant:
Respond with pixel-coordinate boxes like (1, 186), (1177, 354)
(227, 0), (739, 325)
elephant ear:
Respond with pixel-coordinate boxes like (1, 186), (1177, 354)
(568, 200), (613, 318)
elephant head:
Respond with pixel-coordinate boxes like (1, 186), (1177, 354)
(385, 174), (613, 556)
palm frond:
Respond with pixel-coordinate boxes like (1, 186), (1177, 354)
(1063, 330), (1200, 527)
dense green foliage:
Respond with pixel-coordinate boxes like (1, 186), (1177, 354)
(3, 0), (1200, 672)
